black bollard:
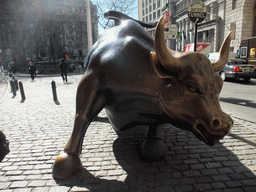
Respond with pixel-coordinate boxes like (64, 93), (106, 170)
(19, 81), (26, 103)
(51, 81), (60, 105)
(10, 80), (16, 98)
(14, 79), (19, 90)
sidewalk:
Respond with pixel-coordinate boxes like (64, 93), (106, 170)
(0, 73), (256, 192)
(0, 74), (9, 104)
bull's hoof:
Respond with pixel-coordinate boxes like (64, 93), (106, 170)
(52, 152), (83, 179)
(140, 138), (167, 161)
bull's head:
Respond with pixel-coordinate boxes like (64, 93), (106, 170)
(151, 17), (233, 146)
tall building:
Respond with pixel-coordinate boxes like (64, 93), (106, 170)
(0, 0), (98, 70)
(225, 0), (256, 52)
(138, 0), (166, 37)
(138, 0), (256, 54)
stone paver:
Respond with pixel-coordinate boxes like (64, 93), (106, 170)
(0, 73), (256, 191)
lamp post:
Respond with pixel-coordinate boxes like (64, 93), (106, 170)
(187, 0), (207, 52)
(86, 0), (93, 51)
(0, 49), (2, 72)
(194, 19), (198, 52)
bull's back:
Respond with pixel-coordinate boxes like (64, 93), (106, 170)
(85, 20), (166, 131)
(87, 20), (160, 89)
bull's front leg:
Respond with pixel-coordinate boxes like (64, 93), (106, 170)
(141, 124), (168, 161)
(52, 71), (105, 179)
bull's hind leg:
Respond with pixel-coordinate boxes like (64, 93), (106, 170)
(141, 124), (168, 161)
(53, 71), (105, 179)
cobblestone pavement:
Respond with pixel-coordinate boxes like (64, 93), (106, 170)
(0, 74), (256, 192)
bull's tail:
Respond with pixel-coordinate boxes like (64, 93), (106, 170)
(104, 10), (158, 28)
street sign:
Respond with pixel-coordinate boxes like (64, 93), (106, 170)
(164, 24), (177, 39)
(177, 32), (182, 40)
(187, 0), (207, 23)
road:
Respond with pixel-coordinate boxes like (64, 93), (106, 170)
(219, 78), (256, 123)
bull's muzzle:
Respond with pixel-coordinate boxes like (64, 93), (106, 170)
(193, 116), (233, 146)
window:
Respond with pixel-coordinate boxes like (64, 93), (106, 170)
(230, 22), (236, 40)
(232, 0), (238, 9)
(240, 47), (247, 58)
(157, 10), (160, 17)
(228, 59), (246, 65)
(157, 0), (160, 8)
(254, 16), (256, 36)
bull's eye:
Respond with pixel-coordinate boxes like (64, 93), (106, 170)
(187, 84), (199, 93)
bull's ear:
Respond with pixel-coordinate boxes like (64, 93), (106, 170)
(150, 52), (176, 79)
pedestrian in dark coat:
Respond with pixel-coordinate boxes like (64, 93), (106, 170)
(28, 61), (36, 81)
(59, 58), (68, 82)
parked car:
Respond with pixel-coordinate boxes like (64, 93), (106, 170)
(219, 58), (255, 82)
(207, 52), (237, 63)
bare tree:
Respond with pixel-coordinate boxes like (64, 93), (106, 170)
(92, 0), (137, 30)
(1, 0), (98, 72)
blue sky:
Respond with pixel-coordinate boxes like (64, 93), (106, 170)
(91, 0), (138, 18)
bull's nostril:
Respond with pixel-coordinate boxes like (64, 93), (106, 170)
(211, 118), (222, 129)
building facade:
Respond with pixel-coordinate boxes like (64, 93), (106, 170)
(138, 0), (256, 54)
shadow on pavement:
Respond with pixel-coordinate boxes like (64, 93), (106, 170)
(219, 97), (256, 109)
(54, 124), (256, 191)
(225, 78), (256, 85)
(230, 133), (256, 147)
(63, 82), (73, 85)
(54, 100), (61, 105)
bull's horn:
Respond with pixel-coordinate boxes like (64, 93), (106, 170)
(154, 16), (182, 74)
(212, 32), (232, 73)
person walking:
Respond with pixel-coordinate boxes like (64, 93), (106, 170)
(59, 58), (68, 82)
(28, 61), (36, 81)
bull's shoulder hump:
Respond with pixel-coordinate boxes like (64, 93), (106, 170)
(86, 20), (155, 69)
(98, 20), (153, 44)
(118, 20), (154, 40)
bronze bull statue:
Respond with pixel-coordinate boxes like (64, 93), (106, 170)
(53, 11), (233, 179)
(0, 130), (10, 162)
